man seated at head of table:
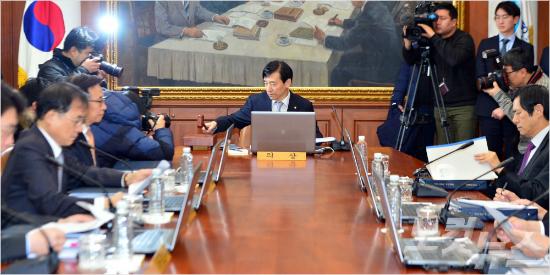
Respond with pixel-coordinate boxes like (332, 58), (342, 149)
(1, 82), (152, 218)
(474, 84), (549, 211)
(201, 60), (323, 138)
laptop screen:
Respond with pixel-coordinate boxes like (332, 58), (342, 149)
(196, 140), (222, 208)
(216, 124), (234, 182)
(250, 111), (316, 153)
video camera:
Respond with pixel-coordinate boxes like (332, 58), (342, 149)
(401, 2), (438, 41)
(121, 86), (171, 131)
(88, 32), (124, 78)
(476, 49), (510, 92)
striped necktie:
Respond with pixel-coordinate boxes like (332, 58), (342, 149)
(517, 142), (535, 175)
(275, 101), (284, 112)
(184, 1), (189, 18)
(87, 130), (97, 167)
(56, 154), (64, 192)
(500, 38), (509, 58)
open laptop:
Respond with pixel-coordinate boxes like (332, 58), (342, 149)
(250, 111), (316, 153)
(131, 162), (201, 254)
(192, 140), (222, 210)
(374, 169), (480, 269)
(345, 129), (367, 190)
(198, 124), (234, 184)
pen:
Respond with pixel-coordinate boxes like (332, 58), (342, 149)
(332, 14), (339, 20)
(500, 182), (508, 195)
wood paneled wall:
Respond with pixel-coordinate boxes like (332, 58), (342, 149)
(1, 1), (25, 88)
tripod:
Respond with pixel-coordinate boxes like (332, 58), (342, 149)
(396, 46), (452, 151)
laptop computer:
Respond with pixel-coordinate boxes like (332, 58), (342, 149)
(345, 129), (367, 190)
(250, 111), (316, 153)
(131, 162), (201, 254)
(198, 124), (234, 184)
(192, 140), (222, 210)
(374, 169), (480, 269)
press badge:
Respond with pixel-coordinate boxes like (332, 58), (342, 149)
(439, 80), (449, 96)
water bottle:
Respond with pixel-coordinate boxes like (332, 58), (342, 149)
(113, 200), (133, 262)
(388, 175), (402, 230)
(371, 153), (383, 194)
(180, 147), (193, 186)
(148, 170), (165, 215)
(357, 136), (368, 162)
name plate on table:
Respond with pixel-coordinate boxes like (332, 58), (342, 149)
(257, 152), (306, 161)
(420, 178), (488, 190)
(257, 160), (307, 169)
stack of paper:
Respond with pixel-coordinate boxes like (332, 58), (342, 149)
(294, 38), (318, 47)
(301, 15), (328, 31)
(190, 30), (227, 42)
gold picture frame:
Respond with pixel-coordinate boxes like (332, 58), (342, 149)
(105, 1), (465, 101)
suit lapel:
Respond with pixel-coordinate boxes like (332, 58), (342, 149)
(521, 133), (549, 178)
(176, 1), (190, 26)
(259, 92), (273, 111)
(287, 91), (298, 112)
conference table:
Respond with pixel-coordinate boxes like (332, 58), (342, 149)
(52, 146), (498, 273)
(147, 1), (355, 87)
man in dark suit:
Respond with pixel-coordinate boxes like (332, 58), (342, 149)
(2, 83), (152, 218)
(474, 1), (534, 160)
(475, 85), (549, 209)
(203, 60), (323, 138)
(64, 75), (105, 167)
(311, 1), (401, 86)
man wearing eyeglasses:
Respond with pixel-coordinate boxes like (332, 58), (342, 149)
(2, 82), (152, 218)
(64, 74), (106, 167)
(482, 48), (548, 158)
(475, 1), (534, 161)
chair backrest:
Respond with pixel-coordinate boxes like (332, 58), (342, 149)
(238, 125), (251, 148)
(129, 2), (156, 40)
(1, 145), (14, 173)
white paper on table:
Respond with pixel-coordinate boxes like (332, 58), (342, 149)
(190, 30), (227, 42)
(301, 15), (328, 31)
(426, 137), (497, 180)
(41, 201), (115, 234)
(317, 1), (336, 7)
(230, 11), (247, 18)
(458, 199), (538, 210)
(316, 137), (336, 143)
(267, 1), (288, 7)
(231, 4), (263, 14)
(332, 1), (353, 11)
(232, 17), (257, 29)
(294, 38), (318, 47)
(127, 160), (171, 195)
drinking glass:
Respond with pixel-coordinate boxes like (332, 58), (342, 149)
(78, 234), (107, 273)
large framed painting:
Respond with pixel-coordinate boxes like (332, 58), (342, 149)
(105, 1), (464, 101)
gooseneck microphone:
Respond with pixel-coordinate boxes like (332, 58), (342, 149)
(330, 105), (350, 151)
(439, 157), (515, 230)
(77, 140), (134, 172)
(45, 155), (115, 213)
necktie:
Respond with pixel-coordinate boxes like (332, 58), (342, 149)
(184, 1), (189, 19)
(500, 38), (509, 58)
(275, 101), (284, 112)
(517, 142), (535, 175)
(56, 154), (64, 192)
(87, 130), (97, 167)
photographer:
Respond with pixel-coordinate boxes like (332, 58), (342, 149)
(402, 2), (478, 144)
(90, 90), (174, 168)
(37, 27), (107, 83)
(482, 47), (549, 154)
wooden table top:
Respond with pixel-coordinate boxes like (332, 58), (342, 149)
(54, 146), (495, 274)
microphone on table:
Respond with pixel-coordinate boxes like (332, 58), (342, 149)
(412, 140), (475, 198)
(77, 140), (134, 172)
(330, 105), (350, 151)
(439, 157), (515, 230)
(45, 154), (115, 213)
(477, 189), (549, 274)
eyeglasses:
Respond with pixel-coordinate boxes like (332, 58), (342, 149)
(504, 70), (519, 76)
(88, 96), (106, 104)
(494, 15), (511, 21)
(59, 113), (86, 126)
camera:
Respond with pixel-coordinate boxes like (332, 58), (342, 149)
(476, 49), (509, 92)
(140, 88), (161, 110)
(88, 52), (124, 78)
(402, 2), (438, 41)
(142, 112), (171, 131)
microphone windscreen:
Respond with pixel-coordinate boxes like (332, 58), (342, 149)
(458, 140), (475, 150)
(400, 12), (414, 26)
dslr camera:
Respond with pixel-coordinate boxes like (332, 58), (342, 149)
(402, 2), (438, 41)
(140, 88), (171, 131)
(88, 52), (124, 78)
(476, 49), (510, 92)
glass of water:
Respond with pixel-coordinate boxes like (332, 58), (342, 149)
(415, 206), (439, 237)
(399, 176), (413, 202)
(162, 169), (176, 193)
(123, 194), (143, 221)
(78, 234), (107, 273)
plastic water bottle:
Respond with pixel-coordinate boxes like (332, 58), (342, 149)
(357, 136), (368, 162)
(371, 153), (383, 194)
(148, 170), (165, 215)
(113, 200), (133, 262)
(180, 147), (193, 186)
(388, 175), (402, 230)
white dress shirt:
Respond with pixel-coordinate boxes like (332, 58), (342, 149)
(271, 91), (291, 112)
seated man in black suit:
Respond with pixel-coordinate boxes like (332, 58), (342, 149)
(64, 74), (105, 167)
(202, 60), (323, 138)
(475, 84), (549, 209)
(1, 82), (152, 218)
(474, 1), (534, 161)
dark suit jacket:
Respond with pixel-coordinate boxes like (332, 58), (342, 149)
(64, 133), (94, 167)
(543, 212), (549, 236)
(474, 35), (534, 117)
(1, 125), (125, 218)
(493, 132), (549, 210)
(213, 91), (323, 138)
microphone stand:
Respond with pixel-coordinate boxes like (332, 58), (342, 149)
(330, 105), (350, 151)
(77, 140), (135, 172)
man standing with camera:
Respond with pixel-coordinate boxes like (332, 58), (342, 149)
(475, 1), (534, 160)
(37, 27), (106, 83)
(402, 2), (477, 144)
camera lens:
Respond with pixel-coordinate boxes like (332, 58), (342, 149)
(476, 75), (496, 90)
(100, 61), (124, 78)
